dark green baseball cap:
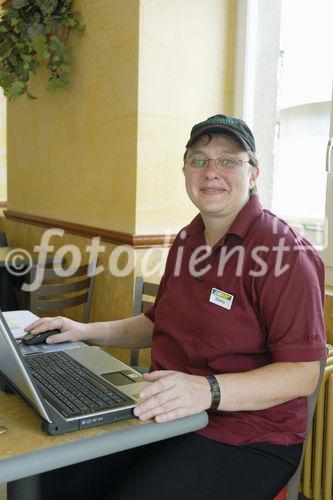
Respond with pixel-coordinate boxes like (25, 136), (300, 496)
(186, 114), (256, 153)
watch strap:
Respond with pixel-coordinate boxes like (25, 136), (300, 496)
(206, 375), (221, 410)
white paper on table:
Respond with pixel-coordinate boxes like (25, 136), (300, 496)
(3, 310), (39, 339)
(3, 309), (83, 353)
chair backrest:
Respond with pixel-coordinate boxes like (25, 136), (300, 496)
(29, 262), (96, 323)
(0, 231), (7, 247)
(131, 276), (159, 366)
(286, 356), (327, 499)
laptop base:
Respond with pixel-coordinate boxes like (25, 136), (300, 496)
(42, 399), (135, 435)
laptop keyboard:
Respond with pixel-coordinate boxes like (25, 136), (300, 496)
(25, 351), (134, 418)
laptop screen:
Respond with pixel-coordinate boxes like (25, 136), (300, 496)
(0, 310), (52, 422)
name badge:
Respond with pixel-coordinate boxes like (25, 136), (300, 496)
(209, 287), (234, 310)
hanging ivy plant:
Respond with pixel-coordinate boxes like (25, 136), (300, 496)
(0, 0), (84, 100)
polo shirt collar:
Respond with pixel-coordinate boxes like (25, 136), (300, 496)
(185, 194), (263, 249)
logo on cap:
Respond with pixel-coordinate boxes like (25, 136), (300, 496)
(186, 114), (256, 153)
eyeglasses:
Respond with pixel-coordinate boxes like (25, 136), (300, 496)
(185, 154), (250, 172)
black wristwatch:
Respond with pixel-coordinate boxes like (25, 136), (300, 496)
(206, 375), (221, 410)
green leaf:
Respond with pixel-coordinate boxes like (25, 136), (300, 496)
(31, 34), (48, 56)
(31, 12), (41, 24)
(59, 63), (70, 74)
(0, 47), (12, 58)
(12, 0), (28, 9)
(49, 35), (65, 49)
(0, 0), (84, 99)
(46, 73), (68, 88)
(27, 24), (44, 39)
(64, 18), (77, 27)
(21, 54), (31, 63)
(30, 59), (38, 71)
(20, 69), (29, 81)
(9, 80), (25, 95)
(8, 53), (17, 65)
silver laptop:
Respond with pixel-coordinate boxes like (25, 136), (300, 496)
(0, 311), (150, 435)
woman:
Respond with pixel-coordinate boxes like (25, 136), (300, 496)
(27, 114), (327, 500)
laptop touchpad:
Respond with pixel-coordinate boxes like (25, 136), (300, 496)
(102, 371), (142, 386)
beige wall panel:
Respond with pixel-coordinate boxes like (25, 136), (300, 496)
(0, 91), (6, 203)
(136, 0), (236, 234)
(7, 0), (139, 233)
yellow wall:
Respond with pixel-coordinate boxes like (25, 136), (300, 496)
(0, 90), (6, 204)
(6, 0), (236, 237)
(7, 0), (140, 234)
(136, 0), (236, 234)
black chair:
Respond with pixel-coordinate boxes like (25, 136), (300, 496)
(28, 262), (96, 322)
(0, 231), (18, 310)
(0, 232), (7, 247)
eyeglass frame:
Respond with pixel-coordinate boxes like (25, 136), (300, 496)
(183, 154), (252, 172)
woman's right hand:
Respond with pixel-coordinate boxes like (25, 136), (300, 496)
(24, 316), (91, 344)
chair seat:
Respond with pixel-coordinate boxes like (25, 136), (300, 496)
(273, 484), (287, 500)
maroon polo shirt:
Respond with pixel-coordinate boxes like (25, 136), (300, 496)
(145, 195), (327, 446)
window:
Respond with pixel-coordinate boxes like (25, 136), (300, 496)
(234, 0), (333, 283)
(272, 0), (332, 248)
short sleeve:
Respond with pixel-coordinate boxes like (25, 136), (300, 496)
(256, 246), (327, 362)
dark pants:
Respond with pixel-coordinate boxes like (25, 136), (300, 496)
(41, 432), (302, 500)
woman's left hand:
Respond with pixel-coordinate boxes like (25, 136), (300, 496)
(133, 370), (211, 423)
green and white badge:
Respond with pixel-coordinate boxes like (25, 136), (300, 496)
(209, 287), (234, 310)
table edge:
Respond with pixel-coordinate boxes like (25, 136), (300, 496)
(0, 412), (208, 483)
